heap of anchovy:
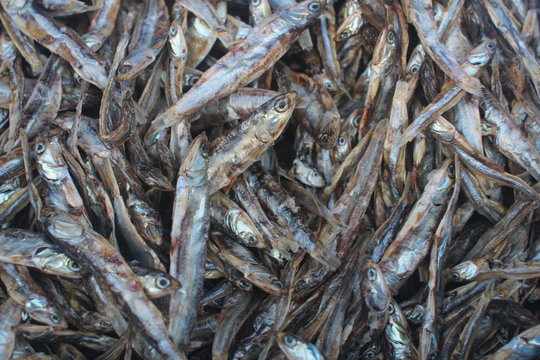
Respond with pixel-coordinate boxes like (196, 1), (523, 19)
(0, 0), (539, 358)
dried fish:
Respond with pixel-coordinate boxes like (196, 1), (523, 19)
(0, 0), (538, 358)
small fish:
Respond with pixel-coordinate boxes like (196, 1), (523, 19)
(277, 332), (325, 360)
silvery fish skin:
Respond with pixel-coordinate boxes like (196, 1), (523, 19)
(82, 0), (120, 50)
(169, 134), (210, 349)
(167, 19), (187, 104)
(277, 332), (325, 360)
(0, 229), (82, 278)
(212, 290), (253, 360)
(0, 0), (539, 358)
(275, 63), (340, 149)
(335, 0), (363, 40)
(482, 325), (540, 360)
(145, 0), (324, 142)
(131, 264), (182, 299)
(386, 300), (417, 359)
(34, 136), (89, 221)
(0, 11), (43, 75)
(208, 92), (298, 193)
(447, 260), (540, 282)
(118, 0), (169, 80)
(379, 160), (453, 294)
(245, 166), (340, 269)
(1, 0), (109, 90)
(289, 158), (326, 188)
(405, 0), (483, 96)
(0, 298), (22, 359)
(177, 0), (226, 34)
(42, 208), (184, 359)
(0, 263), (67, 328)
(399, 40), (496, 145)
(210, 231), (284, 295)
(210, 191), (266, 248)
(430, 116), (540, 202)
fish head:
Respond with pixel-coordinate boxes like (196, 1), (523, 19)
(118, 49), (156, 81)
(406, 45), (425, 81)
(447, 261), (479, 282)
(291, 159), (326, 188)
(317, 112), (340, 149)
(430, 118), (456, 143)
(180, 133), (209, 186)
(335, 133), (351, 162)
(362, 260), (391, 312)
(25, 298), (67, 328)
(42, 207), (86, 242)
(277, 332), (324, 360)
(35, 137), (68, 181)
(132, 266), (182, 298)
(33, 246), (83, 278)
(467, 40), (496, 67)
(255, 92), (297, 143)
(225, 209), (265, 248)
(168, 20), (187, 60)
(281, 0), (326, 27)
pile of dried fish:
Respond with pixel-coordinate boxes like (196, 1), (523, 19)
(0, 0), (539, 358)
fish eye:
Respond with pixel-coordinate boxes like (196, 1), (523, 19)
(448, 164), (455, 178)
(310, 169), (319, 177)
(324, 81), (334, 90)
(451, 272), (459, 280)
(245, 234), (257, 245)
(99, 320), (112, 328)
(251, 0), (261, 6)
(156, 276), (171, 289)
(352, 116), (360, 127)
(308, 2), (321, 14)
(239, 280), (250, 288)
(366, 267), (377, 281)
(35, 142), (46, 154)
(388, 303), (395, 314)
(169, 25), (177, 36)
(432, 197), (445, 206)
(485, 42), (496, 51)
(65, 348), (76, 357)
(284, 334), (297, 346)
(340, 30), (351, 39)
(364, 350), (375, 359)
(200, 143), (209, 157)
(273, 280), (283, 289)
(409, 64), (420, 75)
(387, 31), (396, 44)
(118, 64), (131, 74)
(190, 76), (200, 85)
(69, 261), (82, 272)
(49, 313), (61, 324)
(319, 133), (329, 144)
(274, 98), (290, 113)
(338, 136), (347, 146)
(35, 246), (49, 255)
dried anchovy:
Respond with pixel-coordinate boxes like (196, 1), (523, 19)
(0, 0), (538, 359)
